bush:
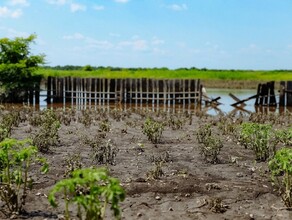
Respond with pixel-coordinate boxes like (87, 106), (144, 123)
(239, 122), (274, 161)
(32, 109), (60, 152)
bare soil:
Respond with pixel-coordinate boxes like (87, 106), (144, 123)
(0, 107), (291, 220)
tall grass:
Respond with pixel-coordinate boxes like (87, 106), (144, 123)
(36, 68), (292, 81)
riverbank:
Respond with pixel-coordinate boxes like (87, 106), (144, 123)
(36, 68), (291, 90)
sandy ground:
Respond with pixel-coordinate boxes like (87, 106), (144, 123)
(0, 106), (292, 220)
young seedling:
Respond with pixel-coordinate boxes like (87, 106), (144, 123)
(0, 138), (48, 216)
(269, 147), (292, 208)
(48, 167), (125, 220)
(239, 122), (274, 161)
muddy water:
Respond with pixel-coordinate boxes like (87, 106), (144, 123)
(3, 88), (290, 115)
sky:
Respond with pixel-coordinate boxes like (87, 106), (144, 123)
(1, 0), (292, 70)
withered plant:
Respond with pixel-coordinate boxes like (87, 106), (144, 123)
(196, 124), (223, 164)
(63, 153), (83, 177)
(142, 117), (164, 144)
(99, 119), (111, 133)
(32, 109), (61, 153)
(92, 139), (118, 166)
(146, 161), (164, 180)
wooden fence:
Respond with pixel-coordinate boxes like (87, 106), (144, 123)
(279, 81), (292, 106)
(46, 77), (202, 106)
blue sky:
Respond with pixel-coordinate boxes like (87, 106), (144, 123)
(1, 0), (292, 70)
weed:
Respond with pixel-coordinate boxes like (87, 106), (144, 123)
(269, 147), (292, 207)
(142, 117), (164, 144)
(146, 161), (164, 180)
(0, 138), (48, 216)
(48, 167), (125, 220)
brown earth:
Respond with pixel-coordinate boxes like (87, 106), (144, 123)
(0, 106), (291, 220)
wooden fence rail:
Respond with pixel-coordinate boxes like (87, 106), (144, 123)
(46, 77), (202, 106)
(279, 81), (292, 106)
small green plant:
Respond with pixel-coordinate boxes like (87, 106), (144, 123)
(48, 167), (125, 220)
(0, 138), (48, 216)
(32, 109), (61, 152)
(269, 147), (292, 208)
(239, 122), (274, 161)
(274, 127), (292, 147)
(196, 124), (223, 164)
(142, 117), (164, 144)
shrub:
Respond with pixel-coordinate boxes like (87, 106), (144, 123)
(196, 124), (223, 164)
(269, 147), (292, 208)
(32, 109), (60, 152)
(48, 168), (125, 220)
(142, 117), (164, 144)
(239, 122), (274, 161)
(0, 138), (48, 216)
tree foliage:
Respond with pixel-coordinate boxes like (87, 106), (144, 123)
(0, 34), (45, 102)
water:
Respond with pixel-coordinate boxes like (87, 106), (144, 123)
(21, 89), (292, 115)
(206, 88), (256, 114)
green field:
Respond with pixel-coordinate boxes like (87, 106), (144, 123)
(37, 68), (292, 81)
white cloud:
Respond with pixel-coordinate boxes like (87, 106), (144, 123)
(0, 26), (29, 37)
(93, 5), (105, 11)
(151, 37), (164, 45)
(86, 39), (113, 50)
(0, 6), (22, 18)
(70, 3), (86, 12)
(114, 0), (130, 3)
(119, 39), (149, 51)
(46, 0), (67, 5)
(8, 0), (29, 7)
(168, 4), (188, 11)
(63, 32), (85, 40)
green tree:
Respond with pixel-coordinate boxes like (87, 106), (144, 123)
(83, 64), (93, 71)
(0, 34), (45, 102)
